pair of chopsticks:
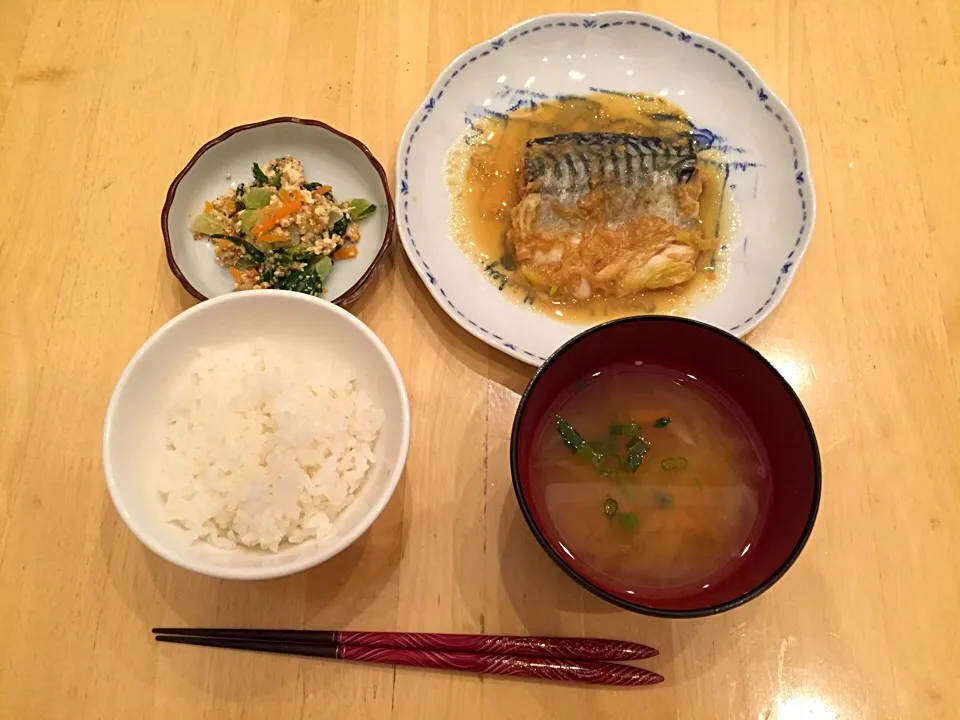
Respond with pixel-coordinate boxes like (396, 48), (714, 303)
(153, 628), (663, 686)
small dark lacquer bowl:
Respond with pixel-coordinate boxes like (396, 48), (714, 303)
(510, 316), (821, 618)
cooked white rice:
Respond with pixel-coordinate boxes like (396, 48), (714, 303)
(160, 338), (383, 552)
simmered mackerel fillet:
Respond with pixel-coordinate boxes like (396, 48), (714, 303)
(508, 133), (712, 299)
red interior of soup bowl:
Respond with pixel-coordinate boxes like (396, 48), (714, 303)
(511, 317), (821, 618)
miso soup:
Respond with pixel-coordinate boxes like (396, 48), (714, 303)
(531, 364), (770, 595)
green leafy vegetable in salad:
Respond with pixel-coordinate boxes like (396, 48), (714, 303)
(348, 198), (377, 221)
(330, 215), (349, 237)
(189, 156), (378, 297)
(251, 162), (272, 186)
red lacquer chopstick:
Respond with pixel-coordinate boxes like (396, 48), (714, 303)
(154, 634), (663, 687)
(150, 627), (657, 661)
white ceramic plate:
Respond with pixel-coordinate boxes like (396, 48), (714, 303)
(103, 291), (410, 580)
(396, 12), (815, 365)
(163, 118), (394, 306)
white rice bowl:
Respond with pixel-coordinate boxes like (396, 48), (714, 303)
(161, 339), (384, 552)
(103, 289), (410, 580)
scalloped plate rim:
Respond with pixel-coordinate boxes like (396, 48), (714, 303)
(396, 11), (816, 365)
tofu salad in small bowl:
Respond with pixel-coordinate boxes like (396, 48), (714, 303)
(163, 118), (395, 306)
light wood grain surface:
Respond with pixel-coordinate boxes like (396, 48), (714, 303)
(2, 0), (959, 718)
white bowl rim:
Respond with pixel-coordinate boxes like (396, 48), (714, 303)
(161, 116), (396, 308)
(395, 10), (817, 365)
(102, 290), (411, 580)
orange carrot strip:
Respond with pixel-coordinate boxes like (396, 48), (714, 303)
(333, 246), (358, 260)
(251, 193), (302, 236)
(258, 231), (287, 244)
(229, 267), (243, 281)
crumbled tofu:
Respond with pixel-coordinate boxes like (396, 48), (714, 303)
(266, 155), (305, 191)
(312, 203), (332, 227)
(314, 233), (339, 254)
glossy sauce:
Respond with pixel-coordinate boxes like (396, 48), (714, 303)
(531, 364), (769, 595)
(446, 92), (738, 322)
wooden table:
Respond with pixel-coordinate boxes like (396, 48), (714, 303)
(2, 1), (958, 717)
